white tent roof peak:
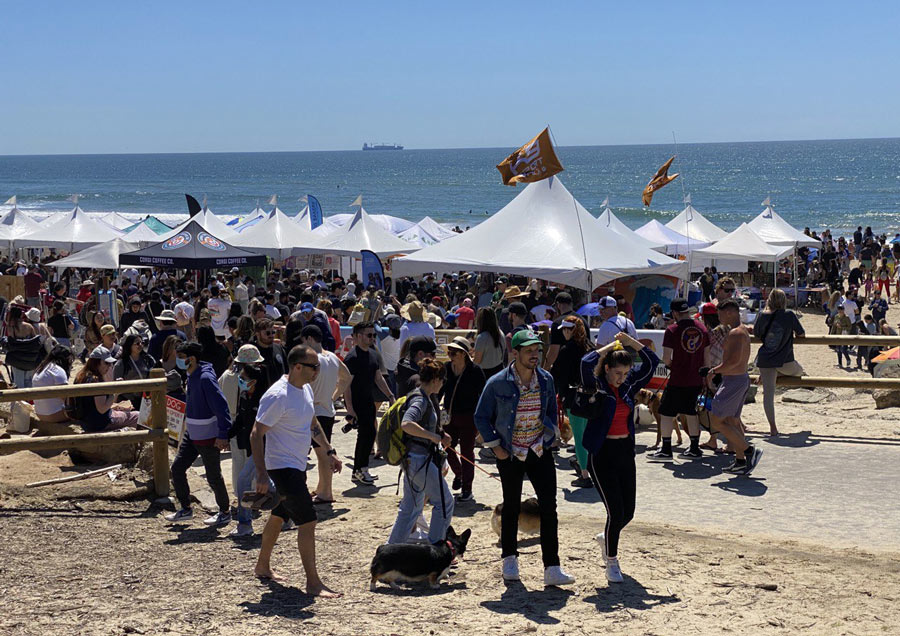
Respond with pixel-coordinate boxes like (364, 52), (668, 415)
(596, 207), (667, 252)
(748, 206), (819, 247)
(326, 211), (416, 234)
(694, 223), (793, 262)
(322, 207), (419, 258)
(635, 219), (711, 255)
(45, 238), (143, 269)
(16, 206), (124, 250)
(159, 208), (237, 240)
(393, 177), (687, 290)
(665, 205), (729, 243)
(230, 208), (329, 259)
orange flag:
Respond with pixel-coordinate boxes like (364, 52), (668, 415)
(641, 156), (679, 206)
(496, 128), (564, 186)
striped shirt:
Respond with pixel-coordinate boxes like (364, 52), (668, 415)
(511, 366), (543, 460)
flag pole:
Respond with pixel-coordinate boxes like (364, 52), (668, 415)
(548, 126), (592, 293)
(672, 131), (691, 297)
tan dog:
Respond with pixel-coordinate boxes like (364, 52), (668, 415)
(491, 497), (541, 538)
(635, 389), (686, 448)
(558, 413), (573, 445)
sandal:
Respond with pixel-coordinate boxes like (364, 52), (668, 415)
(311, 494), (335, 505)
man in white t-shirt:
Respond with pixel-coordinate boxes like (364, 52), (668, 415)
(250, 344), (343, 598)
(206, 286), (232, 338)
(841, 297), (859, 325)
(300, 324), (351, 503)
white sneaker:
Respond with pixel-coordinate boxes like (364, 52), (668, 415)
(281, 518), (297, 531)
(164, 508), (192, 523)
(352, 469), (375, 485)
(229, 523), (253, 537)
(362, 467), (379, 481)
(544, 565), (576, 586)
(502, 556), (520, 581)
(595, 532), (608, 564)
(203, 511), (232, 527)
(606, 558), (624, 583)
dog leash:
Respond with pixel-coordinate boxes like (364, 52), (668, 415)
(444, 446), (503, 483)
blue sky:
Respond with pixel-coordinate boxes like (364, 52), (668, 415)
(2, 1), (897, 154)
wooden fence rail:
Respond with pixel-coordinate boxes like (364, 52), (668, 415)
(0, 371), (170, 496)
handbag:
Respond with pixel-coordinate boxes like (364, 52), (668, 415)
(569, 388), (607, 420)
(440, 368), (461, 428)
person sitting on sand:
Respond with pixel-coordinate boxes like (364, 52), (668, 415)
(31, 346), (76, 423)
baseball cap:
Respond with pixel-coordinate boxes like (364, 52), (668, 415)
(670, 299), (690, 313)
(235, 344), (265, 364)
(508, 301), (528, 316)
(511, 329), (542, 349)
(89, 346), (117, 364)
(383, 314), (403, 330)
(300, 302), (315, 313)
(408, 336), (437, 356)
(560, 320), (576, 328)
(100, 324), (117, 337)
(700, 303), (718, 316)
(598, 296), (617, 309)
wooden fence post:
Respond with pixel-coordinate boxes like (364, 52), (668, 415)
(149, 369), (170, 497)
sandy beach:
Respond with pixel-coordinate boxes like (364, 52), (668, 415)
(1, 304), (899, 635)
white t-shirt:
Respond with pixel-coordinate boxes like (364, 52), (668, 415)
(207, 297), (231, 336)
(265, 304), (281, 320)
(310, 351), (341, 417)
(32, 363), (68, 416)
(257, 376), (315, 471)
(379, 335), (402, 372)
(399, 321), (435, 346)
(841, 299), (859, 325)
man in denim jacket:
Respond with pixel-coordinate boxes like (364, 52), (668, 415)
(475, 329), (575, 587)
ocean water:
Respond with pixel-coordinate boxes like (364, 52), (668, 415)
(2, 138), (900, 234)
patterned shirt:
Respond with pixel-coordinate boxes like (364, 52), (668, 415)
(511, 365), (544, 460)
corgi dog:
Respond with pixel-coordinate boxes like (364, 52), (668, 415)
(490, 497), (541, 538)
(369, 526), (472, 591)
(636, 389), (686, 448)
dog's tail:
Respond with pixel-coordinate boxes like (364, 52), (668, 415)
(491, 503), (502, 537)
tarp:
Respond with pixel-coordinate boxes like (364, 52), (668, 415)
(635, 219), (711, 255)
(694, 223), (794, 263)
(321, 207), (419, 258)
(398, 216), (458, 247)
(121, 215), (172, 234)
(0, 206), (43, 249)
(326, 212), (416, 234)
(119, 220), (267, 269)
(393, 177), (688, 290)
(748, 206), (820, 248)
(230, 208), (329, 259)
(665, 205), (729, 243)
(46, 238), (143, 269)
(158, 208), (237, 240)
(595, 207), (667, 253)
(16, 206), (125, 250)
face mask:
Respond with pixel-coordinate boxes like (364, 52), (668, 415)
(175, 357), (187, 370)
(238, 377), (250, 393)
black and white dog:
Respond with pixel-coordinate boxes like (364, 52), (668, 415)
(369, 526), (472, 591)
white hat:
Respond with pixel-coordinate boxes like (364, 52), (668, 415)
(25, 307), (42, 322)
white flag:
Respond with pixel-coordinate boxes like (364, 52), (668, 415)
(349, 194), (363, 207)
(268, 194), (278, 206)
(761, 196), (771, 207)
(683, 193), (692, 205)
(68, 194), (79, 205)
(600, 196), (609, 208)
(4, 195), (15, 205)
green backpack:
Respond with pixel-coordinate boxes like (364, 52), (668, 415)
(376, 394), (412, 466)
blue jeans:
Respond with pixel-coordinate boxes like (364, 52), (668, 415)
(10, 367), (34, 389)
(388, 452), (454, 545)
(235, 453), (276, 524)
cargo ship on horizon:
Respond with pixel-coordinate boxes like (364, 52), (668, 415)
(362, 142), (404, 151)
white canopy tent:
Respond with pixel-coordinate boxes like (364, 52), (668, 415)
(233, 206), (269, 232)
(748, 206), (819, 248)
(230, 209), (330, 259)
(398, 216), (458, 247)
(0, 206), (43, 250)
(44, 238), (143, 269)
(16, 206), (125, 251)
(322, 207), (419, 258)
(92, 212), (134, 231)
(119, 219), (169, 247)
(159, 207), (237, 240)
(596, 207), (667, 253)
(665, 205), (729, 243)
(635, 219), (711, 256)
(393, 177), (688, 291)
(327, 212), (416, 234)
(694, 223), (793, 263)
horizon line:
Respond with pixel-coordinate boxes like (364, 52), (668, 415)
(1, 135), (898, 159)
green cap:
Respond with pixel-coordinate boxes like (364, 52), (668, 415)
(511, 329), (543, 349)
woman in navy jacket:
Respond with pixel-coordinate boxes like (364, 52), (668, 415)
(578, 332), (658, 584)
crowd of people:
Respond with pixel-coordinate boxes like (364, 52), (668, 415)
(0, 239), (872, 594)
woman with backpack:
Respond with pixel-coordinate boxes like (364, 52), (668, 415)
(386, 359), (454, 545)
(5, 305), (41, 389)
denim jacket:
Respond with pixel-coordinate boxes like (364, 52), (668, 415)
(578, 347), (659, 454)
(474, 363), (558, 453)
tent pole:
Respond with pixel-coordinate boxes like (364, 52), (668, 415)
(793, 244), (799, 309)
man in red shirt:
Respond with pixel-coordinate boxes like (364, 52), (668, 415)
(647, 298), (709, 462)
(455, 298), (475, 330)
(23, 265), (44, 308)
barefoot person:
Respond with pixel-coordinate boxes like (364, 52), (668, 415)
(250, 345), (343, 597)
(579, 332), (659, 583)
(706, 299), (763, 475)
(475, 329), (576, 587)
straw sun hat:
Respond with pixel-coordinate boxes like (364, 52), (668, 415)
(400, 300), (433, 324)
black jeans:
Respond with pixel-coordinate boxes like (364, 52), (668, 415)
(587, 437), (636, 559)
(353, 402), (377, 470)
(171, 435), (230, 513)
(496, 448), (559, 567)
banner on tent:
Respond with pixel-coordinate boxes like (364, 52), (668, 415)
(307, 195), (324, 230)
(361, 250), (385, 290)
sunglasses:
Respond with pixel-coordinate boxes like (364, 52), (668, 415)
(362, 333), (376, 339)
(259, 330), (274, 336)
(299, 362), (320, 370)
(723, 288), (736, 293)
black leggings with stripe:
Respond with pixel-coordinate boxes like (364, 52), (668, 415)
(587, 437), (636, 559)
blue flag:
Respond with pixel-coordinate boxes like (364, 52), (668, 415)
(361, 250), (385, 291)
(307, 194), (324, 229)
